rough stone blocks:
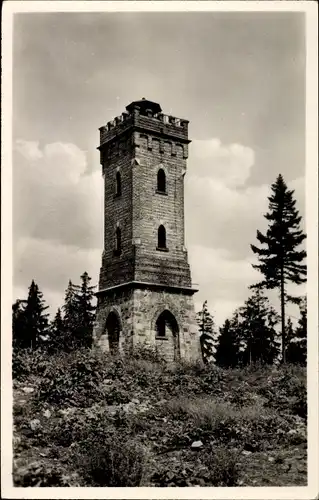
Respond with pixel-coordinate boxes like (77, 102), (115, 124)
(94, 286), (201, 363)
(94, 99), (201, 362)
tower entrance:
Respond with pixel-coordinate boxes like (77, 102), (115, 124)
(93, 99), (201, 362)
(155, 310), (180, 361)
(105, 311), (121, 355)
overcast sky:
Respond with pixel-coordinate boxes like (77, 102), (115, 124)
(13, 11), (306, 326)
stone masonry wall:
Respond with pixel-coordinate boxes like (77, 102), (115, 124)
(132, 288), (201, 362)
(99, 133), (135, 289)
(93, 287), (134, 353)
(94, 101), (201, 363)
(94, 286), (201, 363)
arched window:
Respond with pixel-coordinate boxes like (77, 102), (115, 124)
(114, 227), (121, 255)
(157, 225), (167, 250)
(157, 169), (166, 193)
(115, 172), (122, 196)
(155, 310), (179, 339)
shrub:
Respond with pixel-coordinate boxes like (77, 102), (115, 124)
(12, 348), (47, 381)
(13, 460), (79, 487)
(257, 364), (307, 419)
(35, 348), (107, 407)
(74, 434), (146, 486)
(150, 445), (239, 486)
(157, 395), (294, 451)
(129, 343), (165, 364)
(202, 444), (239, 486)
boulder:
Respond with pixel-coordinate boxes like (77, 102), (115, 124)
(22, 387), (34, 394)
(191, 440), (203, 449)
(30, 419), (41, 431)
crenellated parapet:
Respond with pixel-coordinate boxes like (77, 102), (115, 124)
(99, 98), (190, 152)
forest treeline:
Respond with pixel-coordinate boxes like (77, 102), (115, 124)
(12, 174), (307, 366)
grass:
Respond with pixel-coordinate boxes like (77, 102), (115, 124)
(12, 347), (307, 487)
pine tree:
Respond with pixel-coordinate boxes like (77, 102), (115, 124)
(238, 290), (280, 365)
(74, 272), (96, 348)
(196, 300), (216, 363)
(251, 174), (306, 363)
(215, 317), (240, 368)
(23, 280), (49, 349)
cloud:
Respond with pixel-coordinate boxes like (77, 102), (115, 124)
(185, 138), (270, 259)
(190, 138), (255, 187)
(190, 244), (261, 325)
(14, 140), (103, 250)
(15, 140), (43, 161)
(185, 139), (305, 261)
(13, 139), (103, 315)
(14, 236), (100, 315)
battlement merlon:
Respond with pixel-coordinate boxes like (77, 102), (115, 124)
(98, 98), (190, 149)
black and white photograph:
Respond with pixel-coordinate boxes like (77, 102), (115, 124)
(1, 1), (318, 497)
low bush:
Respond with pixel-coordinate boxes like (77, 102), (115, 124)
(13, 460), (79, 487)
(202, 444), (240, 486)
(35, 349), (108, 407)
(156, 395), (297, 451)
(12, 348), (48, 382)
(150, 445), (239, 486)
(73, 434), (146, 486)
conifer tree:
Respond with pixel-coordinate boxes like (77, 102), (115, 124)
(238, 290), (280, 365)
(62, 280), (80, 350)
(196, 300), (216, 363)
(286, 317), (295, 347)
(215, 317), (240, 368)
(12, 299), (28, 348)
(251, 174), (306, 363)
(74, 272), (96, 348)
(47, 308), (66, 353)
(286, 298), (307, 365)
(23, 280), (49, 349)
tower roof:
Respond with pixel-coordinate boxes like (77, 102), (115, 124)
(126, 98), (162, 115)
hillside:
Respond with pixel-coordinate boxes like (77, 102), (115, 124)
(13, 347), (307, 487)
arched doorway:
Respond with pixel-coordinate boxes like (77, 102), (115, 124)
(155, 310), (180, 361)
(105, 311), (121, 355)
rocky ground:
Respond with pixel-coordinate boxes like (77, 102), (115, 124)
(12, 348), (307, 487)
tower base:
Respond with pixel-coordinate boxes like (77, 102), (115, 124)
(93, 282), (201, 363)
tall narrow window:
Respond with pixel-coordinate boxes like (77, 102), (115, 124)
(157, 225), (167, 250)
(156, 314), (166, 337)
(115, 172), (122, 196)
(157, 169), (166, 193)
(114, 227), (121, 255)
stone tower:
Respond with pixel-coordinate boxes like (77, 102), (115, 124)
(93, 98), (201, 362)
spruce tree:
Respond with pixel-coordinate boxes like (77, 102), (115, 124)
(74, 272), (96, 348)
(62, 280), (80, 350)
(196, 300), (216, 363)
(47, 308), (66, 353)
(23, 280), (49, 349)
(238, 290), (280, 365)
(215, 317), (240, 368)
(251, 174), (306, 363)
(286, 317), (295, 348)
(12, 299), (28, 349)
(286, 298), (307, 365)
